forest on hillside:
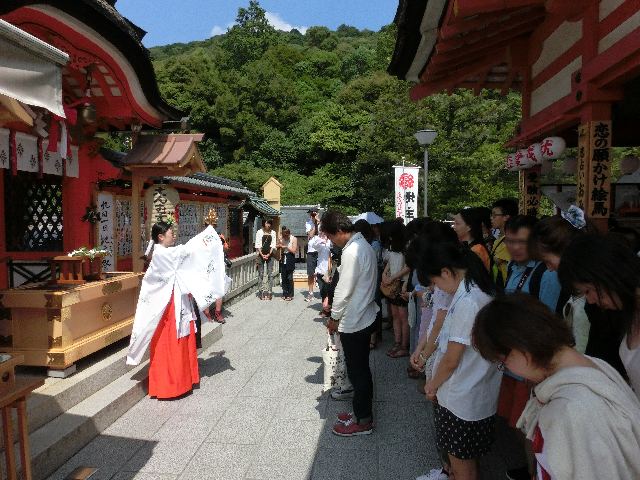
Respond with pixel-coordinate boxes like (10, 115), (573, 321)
(147, 1), (522, 217)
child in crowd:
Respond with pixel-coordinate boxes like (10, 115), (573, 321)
(417, 242), (500, 480)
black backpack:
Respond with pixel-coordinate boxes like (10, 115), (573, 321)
(505, 261), (547, 298)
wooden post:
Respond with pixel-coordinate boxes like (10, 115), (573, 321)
(519, 165), (541, 216)
(577, 121), (612, 231)
(16, 399), (32, 480)
(2, 405), (16, 480)
(131, 173), (143, 273)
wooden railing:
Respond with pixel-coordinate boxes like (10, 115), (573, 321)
(224, 253), (280, 303)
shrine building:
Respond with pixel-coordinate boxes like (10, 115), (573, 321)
(389, 0), (640, 230)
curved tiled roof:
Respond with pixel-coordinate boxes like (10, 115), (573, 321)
(161, 173), (256, 198)
(0, 0), (182, 120)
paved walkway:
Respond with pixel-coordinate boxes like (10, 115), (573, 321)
(47, 291), (520, 480)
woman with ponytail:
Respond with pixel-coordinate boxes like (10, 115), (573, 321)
(416, 242), (500, 480)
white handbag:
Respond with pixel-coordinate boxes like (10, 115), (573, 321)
(322, 333), (349, 392)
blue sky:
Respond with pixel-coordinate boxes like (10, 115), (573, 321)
(116, 0), (398, 47)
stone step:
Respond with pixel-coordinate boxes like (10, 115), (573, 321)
(10, 321), (222, 480)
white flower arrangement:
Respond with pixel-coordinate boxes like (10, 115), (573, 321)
(67, 246), (109, 260)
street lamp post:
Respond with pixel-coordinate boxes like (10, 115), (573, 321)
(414, 129), (437, 218)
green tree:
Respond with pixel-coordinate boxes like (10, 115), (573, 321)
(220, 1), (278, 69)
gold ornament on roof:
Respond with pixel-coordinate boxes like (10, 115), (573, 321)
(204, 208), (218, 226)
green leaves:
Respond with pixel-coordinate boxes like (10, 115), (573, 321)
(151, 1), (521, 219)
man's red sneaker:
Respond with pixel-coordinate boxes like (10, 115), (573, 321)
(332, 418), (373, 436)
(336, 412), (353, 424)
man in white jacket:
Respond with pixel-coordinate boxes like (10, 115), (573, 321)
(323, 211), (379, 436)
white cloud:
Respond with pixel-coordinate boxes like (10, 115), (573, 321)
(265, 11), (308, 34)
(210, 23), (234, 37)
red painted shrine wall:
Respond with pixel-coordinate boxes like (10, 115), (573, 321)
(0, 145), (121, 289)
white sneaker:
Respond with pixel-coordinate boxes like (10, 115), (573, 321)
(416, 468), (448, 480)
(330, 387), (354, 400)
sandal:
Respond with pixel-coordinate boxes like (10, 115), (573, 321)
(386, 343), (401, 357)
(388, 348), (410, 358)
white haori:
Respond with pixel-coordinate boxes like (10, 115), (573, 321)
(126, 226), (226, 365)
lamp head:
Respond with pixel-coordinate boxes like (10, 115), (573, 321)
(414, 129), (437, 146)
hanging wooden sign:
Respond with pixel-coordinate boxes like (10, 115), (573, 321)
(586, 121), (612, 219)
(144, 184), (180, 227)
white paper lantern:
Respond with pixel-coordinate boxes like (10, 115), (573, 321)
(505, 153), (517, 171)
(514, 148), (536, 170)
(562, 156), (577, 174)
(620, 155), (640, 175)
(540, 136), (566, 160)
(526, 143), (543, 165)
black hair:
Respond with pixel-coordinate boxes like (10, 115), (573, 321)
(504, 215), (538, 234)
(609, 226), (640, 254)
(151, 221), (172, 244)
(457, 208), (484, 246)
(416, 241), (495, 296)
(405, 221), (458, 270)
(472, 207), (492, 234)
(353, 219), (373, 244)
(262, 218), (273, 227)
(473, 293), (575, 368)
(492, 198), (519, 217)
(320, 210), (353, 235)
(558, 234), (640, 336)
(529, 216), (582, 257)
(387, 222), (406, 253)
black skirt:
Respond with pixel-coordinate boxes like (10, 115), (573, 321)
(433, 403), (495, 460)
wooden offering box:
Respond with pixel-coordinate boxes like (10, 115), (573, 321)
(0, 273), (142, 372)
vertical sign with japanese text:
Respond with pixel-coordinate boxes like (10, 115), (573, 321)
(523, 165), (541, 217)
(394, 165), (420, 224)
(587, 121), (612, 218)
(576, 124), (591, 211)
(97, 192), (115, 271)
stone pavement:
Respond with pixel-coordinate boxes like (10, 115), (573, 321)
(47, 291), (522, 480)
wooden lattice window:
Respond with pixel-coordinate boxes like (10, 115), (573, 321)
(5, 172), (63, 252)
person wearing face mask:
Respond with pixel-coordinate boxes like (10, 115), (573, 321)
(473, 294), (640, 480)
(528, 213), (590, 353)
(127, 221), (226, 399)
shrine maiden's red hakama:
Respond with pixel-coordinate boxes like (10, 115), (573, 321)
(126, 226), (228, 400)
(148, 293), (199, 399)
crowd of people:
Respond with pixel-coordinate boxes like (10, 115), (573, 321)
(304, 202), (640, 480)
(128, 201), (640, 480)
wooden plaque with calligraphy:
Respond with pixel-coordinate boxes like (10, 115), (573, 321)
(576, 124), (591, 211)
(521, 166), (541, 217)
(586, 121), (612, 219)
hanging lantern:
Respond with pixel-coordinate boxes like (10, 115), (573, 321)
(540, 136), (566, 160)
(526, 143), (543, 165)
(514, 148), (535, 170)
(621, 155), (640, 175)
(505, 153), (517, 171)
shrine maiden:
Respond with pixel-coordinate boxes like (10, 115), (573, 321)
(127, 221), (226, 399)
